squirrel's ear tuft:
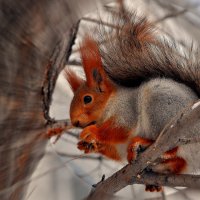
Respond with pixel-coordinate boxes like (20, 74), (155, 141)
(64, 68), (84, 93)
(80, 37), (104, 87)
(80, 37), (114, 91)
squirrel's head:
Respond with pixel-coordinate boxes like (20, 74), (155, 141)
(65, 37), (115, 128)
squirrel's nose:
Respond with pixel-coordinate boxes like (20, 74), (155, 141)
(72, 120), (80, 127)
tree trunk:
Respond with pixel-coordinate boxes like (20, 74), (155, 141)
(0, 0), (107, 199)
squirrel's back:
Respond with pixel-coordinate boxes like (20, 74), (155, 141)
(136, 78), (198, 140)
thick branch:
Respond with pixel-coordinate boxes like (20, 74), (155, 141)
(135, 172), (200, 189)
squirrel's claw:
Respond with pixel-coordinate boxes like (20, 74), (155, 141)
(77, 125), (99, 153)
(77, 140), (98, 153)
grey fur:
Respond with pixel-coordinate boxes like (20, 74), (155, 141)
(136, 78), (198, 139)
(104, 78), (198, 140)
(103, 85), (138, 129)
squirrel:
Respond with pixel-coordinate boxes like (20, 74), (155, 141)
(65, 13), (200, 192)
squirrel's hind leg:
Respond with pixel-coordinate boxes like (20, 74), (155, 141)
(127, 136), (162, 192)
(151, 157), (187, 174)
(127, 136), (154, 163)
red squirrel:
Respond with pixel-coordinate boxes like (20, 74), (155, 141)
(65, 13), (200, 192)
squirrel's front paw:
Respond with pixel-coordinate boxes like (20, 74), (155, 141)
(80, 128), (97, 142)
(77, 140), (98, 153)
(77, 128), (98, 153)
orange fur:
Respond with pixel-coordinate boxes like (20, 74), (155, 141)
(64, 68), (84, 93)
(127, 138), (186, 174)
(69, 86), (115, 127)
(156, 157), (187, 174)
(80, 119), (130, 144)
(77, 140), (121, 161)
(127, 137), (186, 192)
(66, 37), (116, 128)
(159, 147), (187, 174)
(80, 37), (113, 92)
(162, 147), (178, 159)
(80, 37), (103, 87)
(98, 143), (121, 161)
(96, 119), (130, 143)
(127, 136), (154, 163)
(77, 118), (131, 160)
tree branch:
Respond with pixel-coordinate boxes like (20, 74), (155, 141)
(135, 172), (200, 189)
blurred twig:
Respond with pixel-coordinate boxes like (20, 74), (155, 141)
(155, 8), (187, 23)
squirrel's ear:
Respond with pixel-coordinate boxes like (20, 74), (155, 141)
(64, 68), (84, 93)
(80, 37), (113, 92)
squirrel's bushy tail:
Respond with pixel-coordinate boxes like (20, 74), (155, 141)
(99, 12), (200, 96)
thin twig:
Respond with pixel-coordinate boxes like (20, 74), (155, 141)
(55, 152), (102, 160)
(82, 17), (118, 29)
(155, 9), (187, 24)
(161, 189), (166, 200)
(67, 60), (82, 66)
(0, 154), (87, 196)
(172, 188), (191, 200)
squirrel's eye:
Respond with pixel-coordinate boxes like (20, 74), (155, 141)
(83, 95), (92, 104)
